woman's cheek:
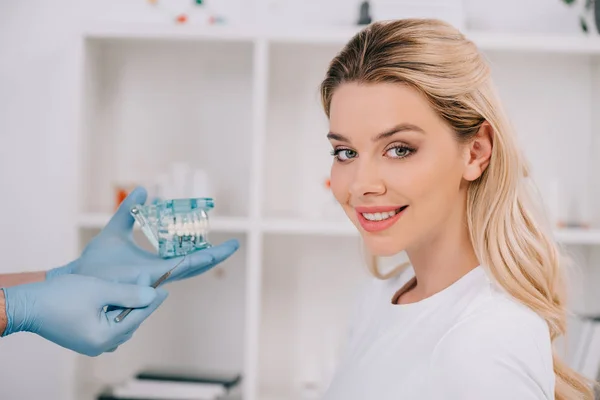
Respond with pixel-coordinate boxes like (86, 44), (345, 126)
(329, 167), (350, 206)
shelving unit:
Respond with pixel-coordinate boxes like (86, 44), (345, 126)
(71, 19), (600, 400)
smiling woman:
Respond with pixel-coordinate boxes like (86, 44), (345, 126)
(327, 82), (477, 258)
(318, 18), (595, 400)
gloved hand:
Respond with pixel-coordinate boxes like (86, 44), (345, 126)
(1, 273), (167, 356)
(47, 187), (239, 285)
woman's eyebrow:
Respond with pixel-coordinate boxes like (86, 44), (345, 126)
(327, 123), (425, 143)
(326, 132), (350, 142)
(372, 123), (425, 141)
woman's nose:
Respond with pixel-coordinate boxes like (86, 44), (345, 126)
(349, 159), (386, 197)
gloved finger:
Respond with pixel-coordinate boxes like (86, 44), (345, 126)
(113, 332), (134, 348)
(109, 288), (168, 334)
(103, 329), (134, 353)
(176, 239), (240, 280)
(168, 239), (240, 282)
(136, 272), (152, 287)
(102, 186), (148, 237)
(105, 272), (153, 313)
(102, 280), (157, 309)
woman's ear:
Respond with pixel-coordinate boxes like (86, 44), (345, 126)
(463, 121), (493, 182)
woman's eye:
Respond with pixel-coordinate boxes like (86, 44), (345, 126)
(386, 146), (413, 159)
(332, 149), (357, 161)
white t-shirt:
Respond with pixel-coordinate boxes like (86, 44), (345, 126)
(322, 265), (555, 400)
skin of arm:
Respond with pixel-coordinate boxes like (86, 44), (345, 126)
(0, 271), (47, 288)
(0, 289), (6, 336)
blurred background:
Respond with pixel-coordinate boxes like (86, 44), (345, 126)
(2, 0), (600, 399)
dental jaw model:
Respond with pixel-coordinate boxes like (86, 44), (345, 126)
(113, 197), (215, 323)
(131, 197), (214, 258)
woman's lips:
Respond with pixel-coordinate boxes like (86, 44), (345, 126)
(355, 205), (408, 233)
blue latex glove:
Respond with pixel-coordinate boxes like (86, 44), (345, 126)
(47, 187), (240, 285)
(1, 273), (167, 356)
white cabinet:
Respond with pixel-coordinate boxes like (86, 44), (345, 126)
(72, 22), (600, 400)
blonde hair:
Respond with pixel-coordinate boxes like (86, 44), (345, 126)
(320, 18), (594, 400)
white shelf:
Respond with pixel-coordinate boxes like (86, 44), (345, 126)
(467, 31), (600, 54)
(77, 213), (251, 232)
(261, 221), (600, 245)
(270, 28), (600, 54)
(82, 22), (600, 55)
(76, 214), (600, 244)
(83, 22), (256, 42)
(261, 218), (358, 236)
(555, 228), (600, 245)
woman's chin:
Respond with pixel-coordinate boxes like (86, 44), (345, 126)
(362, 235), (407, 258)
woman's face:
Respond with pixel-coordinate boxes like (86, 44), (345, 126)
(328, 82), (479, 257)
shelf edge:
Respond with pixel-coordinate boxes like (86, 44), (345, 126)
(77, 214), (600, 244)
(77, 213), (251, 232)
(80, 22), (600, 55)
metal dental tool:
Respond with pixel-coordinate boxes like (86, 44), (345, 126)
(113, 254), (187, 323)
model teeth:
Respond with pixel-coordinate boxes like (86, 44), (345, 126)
(167, 217), (208, 236)
(362, 209), (401, 221)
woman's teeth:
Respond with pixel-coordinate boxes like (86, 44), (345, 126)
(361, 209), (401, 221)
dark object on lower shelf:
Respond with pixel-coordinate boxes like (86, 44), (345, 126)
(96, 367), (243, 400)
(135, 366), (242, 390)
(96, 392), (135, 400)
(96, 390), (243, 400)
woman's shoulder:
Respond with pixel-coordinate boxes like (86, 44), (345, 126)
(466, 278), (549, 328)
(445, 278), (552, 356)
(427, 285), (555, 398)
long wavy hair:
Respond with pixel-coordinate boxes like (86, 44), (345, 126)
(319, 18), (594, 400)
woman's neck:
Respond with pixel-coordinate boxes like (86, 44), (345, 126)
(399, 212), (480, 304)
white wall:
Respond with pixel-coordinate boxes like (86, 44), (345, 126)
(0, 1), (84, 399)
(0, 0), (591, 398)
